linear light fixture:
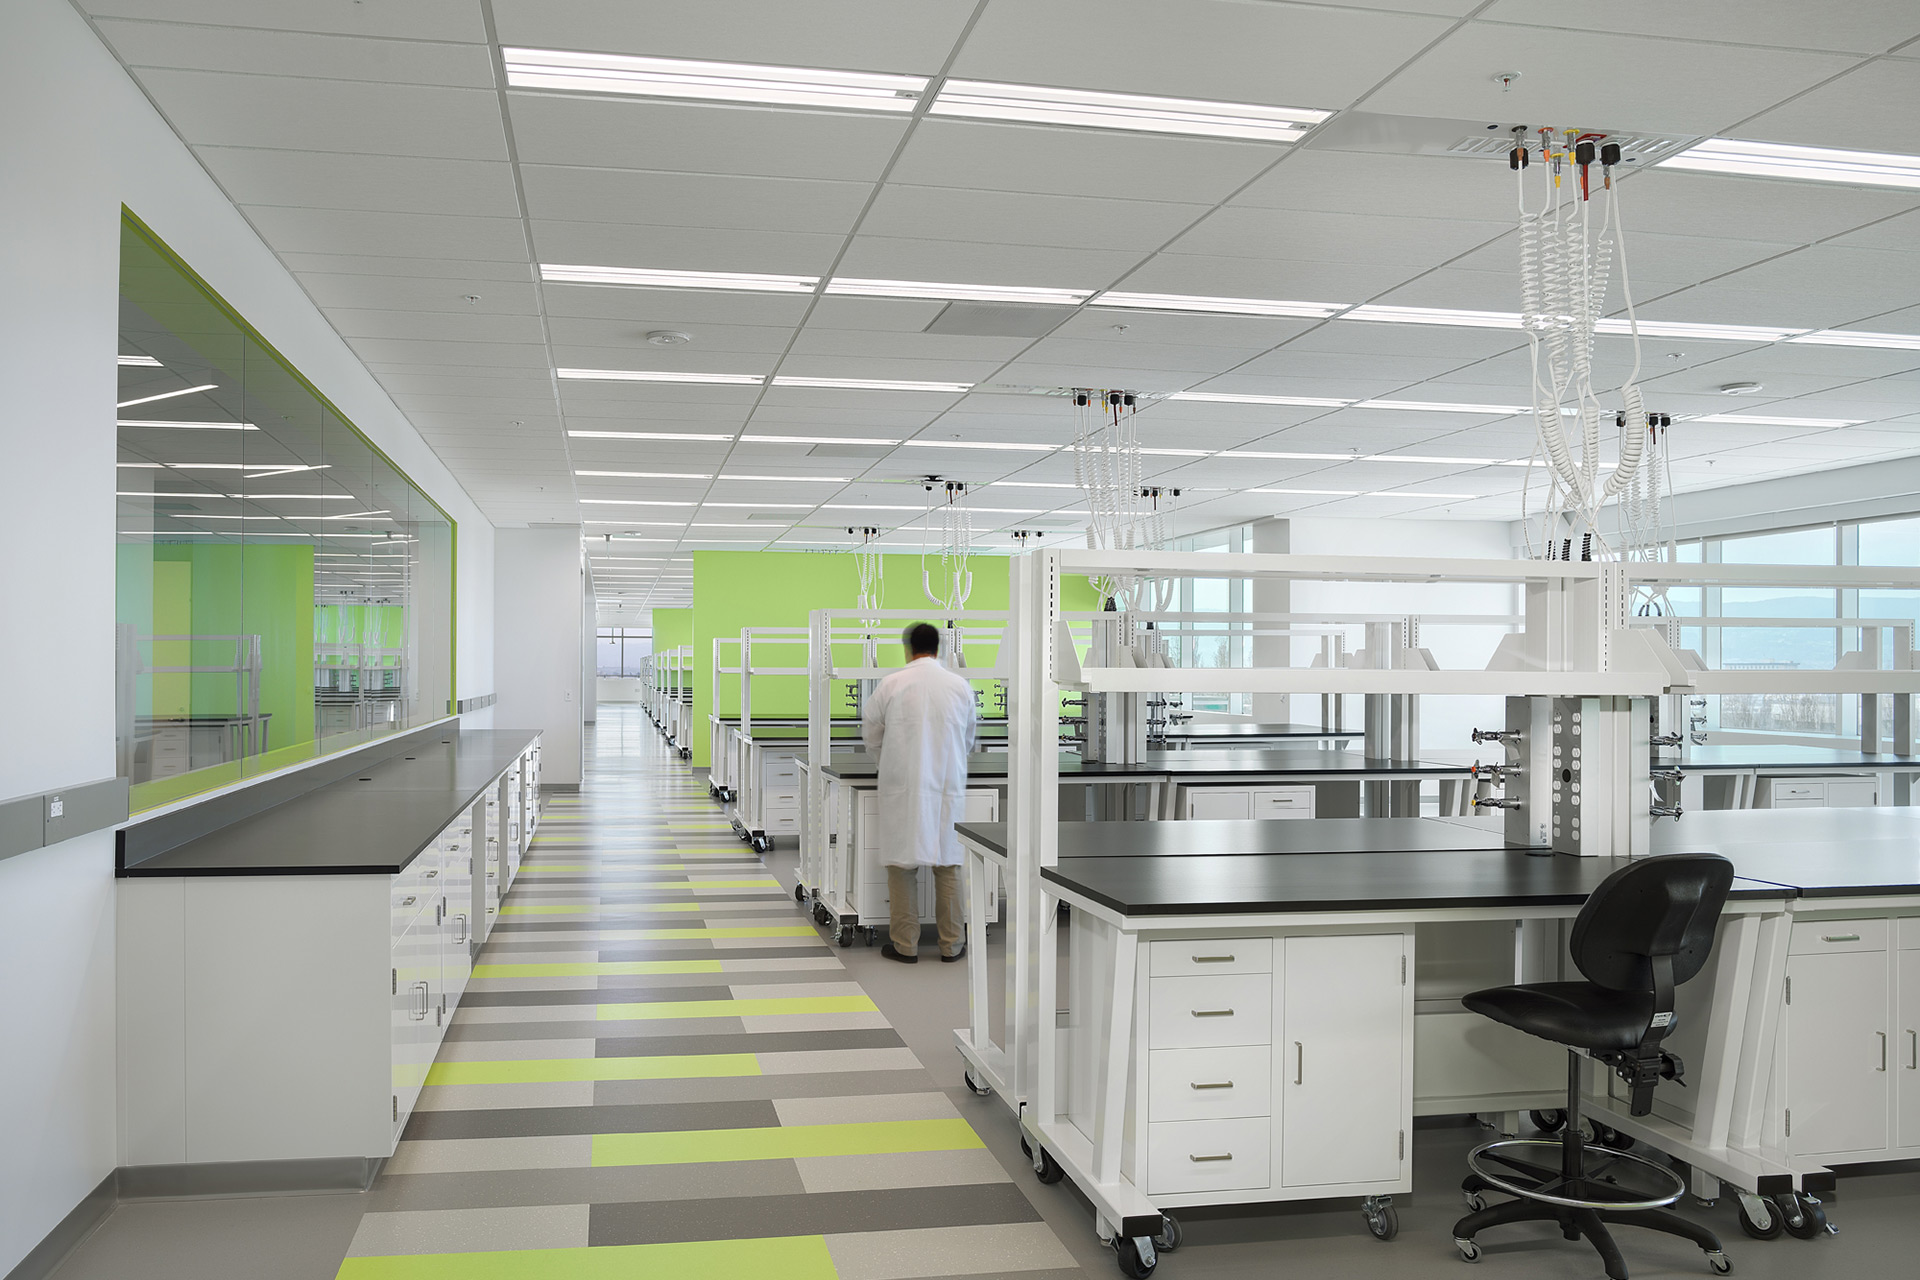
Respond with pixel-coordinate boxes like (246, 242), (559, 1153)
(1690, 413), (1864, 428)
(718, 473), (851, 482)
(118, 419), (257, 431)
(740, 434), (903, 446)
(929, 80), (1328, 143)
(1593, 318), (1805, 342)
(1370, 455), (1508, 466)
(557, 368), (764, 385)
(574, 470), (712, 479)
(1368, 491), (1477, 500)
(245, 464), (331, 479)
(1139, 447), (1210, 457)
(1789, 329), (1920, 351)
(1357, 399), (1530, 415)
(503, 48), (926, 111)
(117, 354), (162, 367)
(1343, 305), (1523, 330)
(580, 499), (697, 507)
(1252, 487), (1361, 496)
(824, 278), (1091, 306)
(1166, 392), (1354, 408)
(771, 375), (973, 393)
(1093, 292), (1345, 318)
(897, 439), (1057, 452)
(568, 430), (734, 441)
(117, 383), (217, 408)
(1659, 138), (1920, 190)
(986, 480), (1081, 489)
(1221, 450), (1360, 461)
(540, 264), (818, 293)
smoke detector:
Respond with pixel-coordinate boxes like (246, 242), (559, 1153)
(646, 330), (692, 346)
(1718, 381), (1763, 395)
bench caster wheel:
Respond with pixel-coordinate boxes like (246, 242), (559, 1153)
(1152, 1215), (1181, 1253)
(1737, 1193), (1781, 1240)
(1114, 1236), (1156, 1278)
(834, 925), (853, 947)
(963, 1069), (991, 1097)
(1363, 1196), (1397, 1241)
(1530, 1108), (1566, 1133)
(1025, 1138), (1064, 1185)
(794, 885), (806, 904)
(1777, 1192), (1833, 1239)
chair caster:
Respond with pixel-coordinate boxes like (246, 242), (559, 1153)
(1455, 1237), (1481, 1262)
(962, 1069), (991, 1097)
(1362, 1195), (1398, 1240)
(1152, 1214), (1182, 1253)
(1462, 1190), (1486, 1213)
(1736, 1192), (1782, 1240)
(1706, 1249), (1733, 1274)
(1113, 1235), (1156, 1278)
(1530, 1109), (1567, 1133)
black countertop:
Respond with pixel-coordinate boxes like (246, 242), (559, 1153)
(1143, 749), (1471, 777)
(1158, 722), (1355, 741)
(1041, 849), (1791, 916)
(821, 751), (1093, 781)
(1649, 806), (1920, 896)
(118, 729), (539, 878)
(1674, 745), (1920, 771)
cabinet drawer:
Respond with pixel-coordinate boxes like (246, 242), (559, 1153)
(1773, 782), (1825, 801)
(765, 790), (799, 808)
(1145, 1119), (1270, 1194)
(1148, 974), (1272, 1049)
(1252, 787), (1315, 819)
(1151, 937), (1272, 977)
(1149, 1046), (1272, 1122)
(1790, 919), (1888, 955)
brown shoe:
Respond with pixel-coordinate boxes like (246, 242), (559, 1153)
(881, 943), (917, 964)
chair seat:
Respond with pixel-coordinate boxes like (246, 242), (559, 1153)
(1463, 982), (1654, 1052)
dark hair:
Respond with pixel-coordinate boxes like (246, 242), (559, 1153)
(904, 622), (940, 656)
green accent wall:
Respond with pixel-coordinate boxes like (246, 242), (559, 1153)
(651, 608), (693, 654)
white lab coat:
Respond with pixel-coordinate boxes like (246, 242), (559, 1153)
(862, 656), (978, 868)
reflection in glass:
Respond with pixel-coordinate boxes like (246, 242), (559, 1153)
(115, 214), (453, 809)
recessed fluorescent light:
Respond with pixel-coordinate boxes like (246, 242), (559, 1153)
(539, 264), (818, 293)
(771, 375), (973, 393)
(1251, 487), (1361, 496)
(579, 499), (697, 507)
(1221, 450), (1358, 461)
(1357, 399), (1529, 415)
(698, 502), (814, 509)
(1593, 318), (1804, 342)
(503, 48), (927, 112)
(1166, 392), (1353, 407)
(117, 354), (162, 367)
(929, 80), (1328, 143)
(117, 383), (217, 409)
(568, 430), (734, 442)
(1789, 329), (1920, 351)
(820, 504), (926, 512)
(243, 464), (331, 480)
(1138, 447), (1210, 457)
(118, 419), (257, 430)
(1690, 413), (1863, 428)
(740, 434), (903, 446)
(1367, 491), (1477, 499)
(986, 480), (1082, 489)
(557, 368), (763, 385)
(1368, 455), (1507, 466)
(1343, 306), (1523, 330)
(1094, 292), (1345, 318)
(718, 474), (850, 482)
(898, 439), (1057, 452)
(824, 278), (1090, 306)
(574, 470), (712, 479)
(317, 509), (391, 520)
(1660, 137), (1920, 190)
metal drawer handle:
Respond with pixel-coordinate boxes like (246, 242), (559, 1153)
(400, 895), (417, 907)
(1190, 1081), (1234, 1090)
(1191, 954), (1235, 964)
(1909, 1030), (1918, 1070)
(1822, 933), (1861, 943)
(1295, 1041), (1304, 1085)
(1191, 1009), (1235, 1018)
(424, 869), (438, 878)
(1188, 1153), (1234, 1163)
(410, 981), (429, 1021)
(1879, 1031), (1889, 1072)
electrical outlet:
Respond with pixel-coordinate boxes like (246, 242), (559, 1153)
(48, 797), (63, 819)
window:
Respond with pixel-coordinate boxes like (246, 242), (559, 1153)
(1166, 525), (1253, 714)
(597, 628), (651, 676)
(115, 212), (453, 811)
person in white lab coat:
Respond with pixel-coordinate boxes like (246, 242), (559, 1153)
(862, 622), (977, 963)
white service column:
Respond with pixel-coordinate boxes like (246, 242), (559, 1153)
(1250, 518), (1290, 721)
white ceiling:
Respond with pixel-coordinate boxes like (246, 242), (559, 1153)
(81, 0), (1920, 610)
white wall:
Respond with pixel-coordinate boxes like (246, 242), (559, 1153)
(1287, 517), (1519, 753)
(495, 529), (585, 787)
(0, 2), (494, 1268)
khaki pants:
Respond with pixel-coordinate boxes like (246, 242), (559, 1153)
(886, 864), (963, 958)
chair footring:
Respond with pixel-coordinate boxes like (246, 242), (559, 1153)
(1465, 1139), (1685, 1212)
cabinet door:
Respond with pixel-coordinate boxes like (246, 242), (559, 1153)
(1786, 949), (1890, 1157)
(1186, 789), (1252, 820)
(392, 917), (436, 1138)
(1282, 933), (1407, 1188)
(1899, 950), (1920, 1149)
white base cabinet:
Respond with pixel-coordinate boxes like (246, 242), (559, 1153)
(849, 788), (1002, 928)
(1181, 786), (1316, 821)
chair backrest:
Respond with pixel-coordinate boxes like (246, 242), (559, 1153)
(1569, 854), (1735, 992)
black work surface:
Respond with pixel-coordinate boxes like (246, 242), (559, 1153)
(1675, 745), (1920, 771)
(956, 816), (1505, 860)
(118, 729), (538, 877)
(1144, 749), (1470, 776)
(1158, 722), (1355, 740)
(1041, 849), (1789, 916)
(821, 751), (1086, 781)
(1650, 806), (1920, 895)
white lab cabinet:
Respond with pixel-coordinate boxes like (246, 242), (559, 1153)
(1181, 786), (1316, 821)
(848, 788), (1001, 929)
(1899, 937), (1920, 1149)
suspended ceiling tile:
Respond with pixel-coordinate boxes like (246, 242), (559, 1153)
(325, 308), (550, 344)
(520, 165), (870, 236)
(296, 272), (541, 315)
(832, 235), (1142, 292)
(240, 205), (529, 261)
(506, 93), (908, 181)
(1052, 310), (1319, 349)
(1479, 0), (1920, 53)
(545, 317), (793, 355)
(276, 252), (536, 282)
(1234, 149), (1517, 222)
(1014, 336), (1265, 376)
(129, 68), (506, 159)
(528, 218), (845, 277)
(1716, 58), (1920, 156)
(1115, 253), (1420, 302)
(82, 0), (488, 41)
(342, 337), (551, 368)
(1168, 208), (1508, 268)
(860, 186), (1211, 254)
(786, 328), (1032, 362)
(539, 285), (813, 328)
(1370, 24), (1862, 135)
(887, 119), (1281, 203)
(489, 0), (979, 73)
(94, 19), (496, 86)
(198, 147), (521, 218)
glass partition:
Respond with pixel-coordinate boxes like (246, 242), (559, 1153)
(115, 212), (454, 811)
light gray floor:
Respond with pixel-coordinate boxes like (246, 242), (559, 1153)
(42, 745), (1920, 1280)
